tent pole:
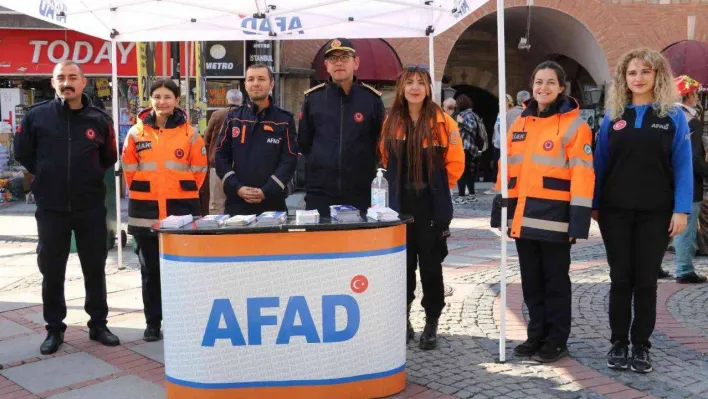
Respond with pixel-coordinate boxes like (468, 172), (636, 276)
(110, 39), (122, 269)
(428, 34), (436, 104)
(185, 42), (190, 121)
(497, 0), (508, 364)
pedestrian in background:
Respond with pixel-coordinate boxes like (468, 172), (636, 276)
(122, 79), (207, 341)
(486, 94), (514, 194)
(498, 61), (594, 363)
(442, 97), (456, 116)
(202, 88), (242, 215)
(454, 94), (487, 204)
(380, 66), (464, 350)
(672, 75), (708, 284)
(593, 48), (693, 373)
(215, 64), (298, 215)
(298, 38), (385, 216)
(14, 61), (120, 354)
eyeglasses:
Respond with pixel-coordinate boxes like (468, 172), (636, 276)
(326, 54), (354, 63)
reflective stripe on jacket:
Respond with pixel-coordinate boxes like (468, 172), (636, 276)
(121, 107), (207, 235)
(495, 95), (595, 242)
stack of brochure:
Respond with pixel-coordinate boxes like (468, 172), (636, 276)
(257, 211), (288, 226)
(366, 207), (399, 221)
(296, 210), (320, 224)
(330, 205), (361, 222)
(196, 215), (230, 228)
(224, 214), (257, 226)
(159, 215), (193, 229)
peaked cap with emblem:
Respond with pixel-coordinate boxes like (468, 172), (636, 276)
(325, 38), (356, 55)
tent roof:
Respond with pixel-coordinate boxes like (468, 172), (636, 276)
(1, 0), (485, 42)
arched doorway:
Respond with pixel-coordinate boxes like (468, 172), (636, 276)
(444, 5), (609, 182)
(451, 85), (498, 181)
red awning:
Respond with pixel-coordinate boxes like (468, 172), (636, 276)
(313, 39), (402, 82)
(663, 40), (708, 86)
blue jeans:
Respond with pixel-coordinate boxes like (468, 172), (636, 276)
(675, 202), (701, 277)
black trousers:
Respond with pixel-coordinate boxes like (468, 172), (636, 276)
(457, 152), (477, 196)
(515, 238), (572, 346)
(134, 234), (162, 328)
(225, 199), (287, 216)
(36, 207), (108, 332)
(305, 193), (368, 218)
(402, 189), (448, 319)
(599, 208), (671, 347)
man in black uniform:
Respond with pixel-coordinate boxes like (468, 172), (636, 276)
(298, 38), (386, 216)
(14, 61), (120, 354)
(215, 63), (298, 215)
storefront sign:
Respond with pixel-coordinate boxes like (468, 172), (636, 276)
(204, 41), (245, 77)
(246, 40), (274, 69)
(207, 81), (235, 107)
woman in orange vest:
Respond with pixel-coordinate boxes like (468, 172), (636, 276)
(121, 79), (207, 341)
(496, 61), (594, 363)
(380, 66), (464, 350)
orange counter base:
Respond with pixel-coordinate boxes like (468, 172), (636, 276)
(166, 369), (406, 399)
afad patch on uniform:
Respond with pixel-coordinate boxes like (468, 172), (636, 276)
(449, 130), (460, 145)
(201, 146), (207, 156)
(174, 148), (185, 159)
(354, 112), (364, 123)
(613, 120), (627, 131)
(583, 144), (592, 155)
(543, 140), (554, 151)
(511, 132), (526, 142)
(136, 141), (152, 153)
(86, 128), (96, 140)
(232, 127), (241, 138)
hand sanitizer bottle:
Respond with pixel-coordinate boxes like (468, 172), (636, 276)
(371, 168), (389, 209)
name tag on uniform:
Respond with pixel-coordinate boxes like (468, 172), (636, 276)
(136, 141), (152, 152)
(511, 132), (527, 142)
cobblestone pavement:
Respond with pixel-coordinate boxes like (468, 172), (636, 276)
(2, 192), (708, 398)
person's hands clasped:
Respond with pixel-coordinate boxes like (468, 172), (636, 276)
(668, 213), (688, 238)
(237, 187), (265, 204)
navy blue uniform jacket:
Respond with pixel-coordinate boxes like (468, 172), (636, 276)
(14, 94), (117, 212)
(214, 99), (298, 208)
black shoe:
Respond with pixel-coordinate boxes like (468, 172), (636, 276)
(606, 342), (629, 370)
(144, 325), (162, 342)
(631, 345), (652, 373)
(89, 327), (120, 346)
(513, 338), (543, 357)
(40, 330), (64, 355)
(676, 272), (708, 284)
(418, 317), (439, 350)
(658, 268), (671, 279)
(531, 342), (568, 363)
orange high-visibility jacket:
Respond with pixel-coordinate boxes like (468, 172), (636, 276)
(122, 108), (207, 235)
(495, 96), (594, 242)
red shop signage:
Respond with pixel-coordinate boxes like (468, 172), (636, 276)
(0, 29), (170, 76)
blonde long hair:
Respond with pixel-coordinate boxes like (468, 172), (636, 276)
(605, 48), (678, 121)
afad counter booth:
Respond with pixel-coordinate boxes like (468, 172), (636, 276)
(0, 1), (521, 398)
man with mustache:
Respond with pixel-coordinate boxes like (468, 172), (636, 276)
(298, 38), (386, 217)
(14, 61), (121, 354)
(215, 64), (298, 215)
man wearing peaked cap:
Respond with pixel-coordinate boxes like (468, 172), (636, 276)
(672, 74), (708, 284)
(298, 37), (386, 217)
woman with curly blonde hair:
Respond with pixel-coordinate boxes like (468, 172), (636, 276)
(592, 48), (693, 373)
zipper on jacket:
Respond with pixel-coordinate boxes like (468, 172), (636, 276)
(338, 97), (343, 195)
(67, 114), (72, 212)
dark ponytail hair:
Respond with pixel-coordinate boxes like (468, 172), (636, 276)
(530, 61), (567, 91)
(150, 78), (180, 98)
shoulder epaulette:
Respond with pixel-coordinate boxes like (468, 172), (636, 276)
(361, 82), (382, 96)
(303, 83), (326, 96)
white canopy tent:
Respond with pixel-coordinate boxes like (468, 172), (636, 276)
(2, 0), (512, 362)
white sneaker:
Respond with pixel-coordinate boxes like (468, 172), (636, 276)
(466, 194), (478, 203)
(483, 189), (497, 195)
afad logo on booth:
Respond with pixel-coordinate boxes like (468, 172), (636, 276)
(201, 275), (368, 347)
(238, 13), (304, 35)
(39, 0), (68, 23)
